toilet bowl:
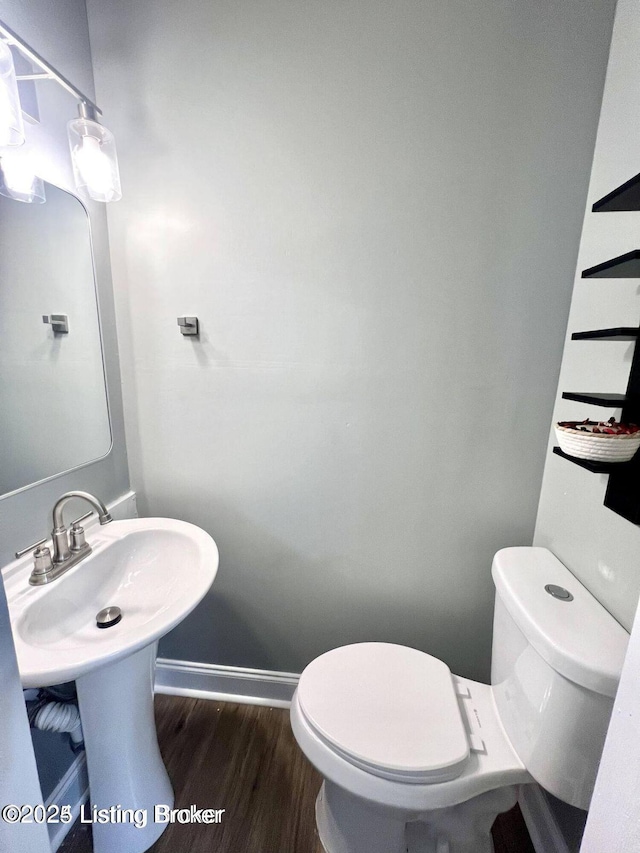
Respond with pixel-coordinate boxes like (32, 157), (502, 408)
(290, 547), (629, 853)
(291, 644), (529, 853)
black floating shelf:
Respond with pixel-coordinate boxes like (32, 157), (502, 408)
(582, 250), (640, 279)
(593, 172), (640, 212)
(561, 392), (628, 406)
(552, 446), (630, 474)
(571, 327), (639, 341)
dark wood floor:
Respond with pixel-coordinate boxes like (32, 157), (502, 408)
(59, 695), (535, 853)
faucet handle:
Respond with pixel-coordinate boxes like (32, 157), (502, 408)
(32, 546), (53, 575)
(69, 511), (94, 553)
(29, 545), (54, 585)
(16, 538), (54, 584)
(70, 526), (87, 552)
(15, 537), (47, 559)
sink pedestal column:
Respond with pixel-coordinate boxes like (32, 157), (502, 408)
(76, 643), (173, 853)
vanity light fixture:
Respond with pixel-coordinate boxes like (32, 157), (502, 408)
(0, 19), (122, 203)
(0, 154), (45, 203)
(0, 39), (24, 146)
(67, 102), (122, 203)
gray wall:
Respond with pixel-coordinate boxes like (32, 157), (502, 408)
(88, 0), (615, 681)
(0, 0), (130, 800)
(534, 0), (640, 634)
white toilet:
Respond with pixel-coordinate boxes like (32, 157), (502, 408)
(290, 547), (629, 853)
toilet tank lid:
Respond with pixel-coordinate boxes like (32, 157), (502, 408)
(492, 547), (629, 698)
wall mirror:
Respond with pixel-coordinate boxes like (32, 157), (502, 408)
(0, 181), (111, 497)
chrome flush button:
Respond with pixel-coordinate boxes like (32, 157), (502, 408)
(545, 584), (573, 601)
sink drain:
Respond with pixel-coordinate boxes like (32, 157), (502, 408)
(96, 606), (122, 629)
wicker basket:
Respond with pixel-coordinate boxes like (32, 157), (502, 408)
(555, 423), (640, 462)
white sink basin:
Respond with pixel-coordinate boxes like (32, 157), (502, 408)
(2, 515), (219, 853)
(5, 518), (218, 688)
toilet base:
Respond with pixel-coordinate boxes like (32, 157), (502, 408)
(316, 781), (519, 853)
(316, 782), (407, 853)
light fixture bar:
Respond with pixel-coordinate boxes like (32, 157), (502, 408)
(0, 18), (102, 116)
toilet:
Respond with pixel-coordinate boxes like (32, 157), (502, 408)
(290, 547), (629, 853)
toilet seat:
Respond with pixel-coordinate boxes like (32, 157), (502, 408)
(291, 667), (530, 814)
(297, 643), (470, 784)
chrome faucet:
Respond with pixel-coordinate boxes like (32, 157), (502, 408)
(51, 491), (112, 564)
(20, 491), (113, 585)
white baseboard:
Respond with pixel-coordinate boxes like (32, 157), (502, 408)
(519, 784), (570, 853)
(155, 659), (300, 709)
(46, 753), (89, 852)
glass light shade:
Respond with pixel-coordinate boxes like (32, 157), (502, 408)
(67, 117), (122, 203)
(0, 41), (25, 146)
(0, 155), (45, 203)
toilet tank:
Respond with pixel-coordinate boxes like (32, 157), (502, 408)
(491, 547), (628, 810)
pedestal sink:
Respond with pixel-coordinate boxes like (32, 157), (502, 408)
(3, 518), (219, 853)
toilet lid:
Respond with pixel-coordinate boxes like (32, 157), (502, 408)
(297, 643), (470, 784)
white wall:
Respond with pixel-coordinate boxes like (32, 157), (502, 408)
(88, 0), (615, 679)
(531, 2), (640, 846)
(534, 0), (640, 633)
(581, 553), (640, 852)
